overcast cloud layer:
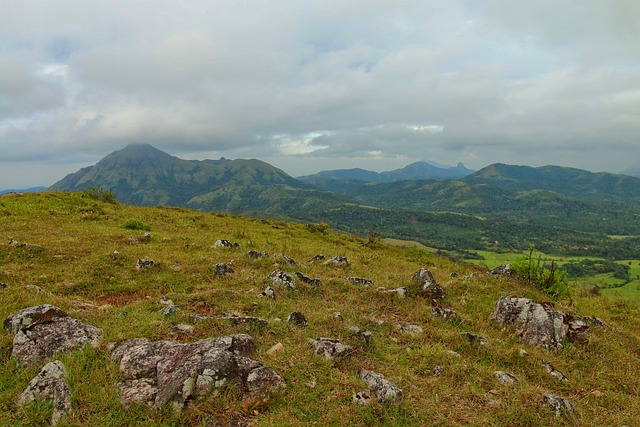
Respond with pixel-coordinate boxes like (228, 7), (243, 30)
(1, 0), (639, 187)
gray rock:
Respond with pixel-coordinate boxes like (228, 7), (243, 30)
(395, 323), (424, 336)
(258, 286), (276, 300)
(490, 296), (589, 350)
(295, 272), (322, 287)
(542, 394), (575, 417)
(171, 324), (194, 335)
(307, 254), (325, 263)
(541, 360), (568, 381)
(333, 312), (343, 320)
(112, 334), (282, 410)
(412, 268), (446, 300)
(430, 307), (458, 321)
(136, 258), (155, 270)
(323, 256), (351, 267)
(213, 239), (239, 248)
(246, 250), (267, 259)
(352, 391), (372, 406)
(460, 332), (489, 345)
(581, 316), (608, 328)
(18, 360), (71, 426)
(347, 277), (372, 286)
(494, 371), (518, 384)
(273, 253), (297, 266)
(0, 282), (6, 290)
(287, 312), (308, 328)
(491, 264), (516, 277)
(359, 370), (403, 404)
(432, 365), (444, 376)
(4, 305), (102, 367)
(214, 263), (235, 278)
(268, 269), (296, 290)
(307, 337), (352, 360)
(160, 305), (179, 316)
(377, 287), (407, 298)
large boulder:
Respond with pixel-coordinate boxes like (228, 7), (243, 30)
(111, 334), (284, 410)
(18, 360), (71, 426)
(4, 305), (102, 367)
(490, 296), (589, 350)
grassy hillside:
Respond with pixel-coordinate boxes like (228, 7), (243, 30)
(1, 192), (639, 426)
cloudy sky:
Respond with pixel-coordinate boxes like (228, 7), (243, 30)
(1, 0), (639, 188)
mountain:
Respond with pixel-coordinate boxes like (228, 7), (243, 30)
(298, 161), (473, 185)
(49, 144), (348, 216)
(0, 186), (47, 195)
(620, 165), (640, 178)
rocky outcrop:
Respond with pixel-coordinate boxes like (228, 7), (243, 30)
(307, 337), (352, 360)
(287, 312), (308, 328)
(490, 296), (589, 350)
(111, 334), (284, 410)
(268, 269), (296, 290)
(412, 268), (446, 300)
(4, 305), (102, 367)
(359, 370), (403, 404)
(295, 272), (322, 287)
(18, 360), (71, 426)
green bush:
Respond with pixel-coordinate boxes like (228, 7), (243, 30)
(511, 245), (570, 300)
(81, 186), (117, 204)
(122, 219), (151, 231)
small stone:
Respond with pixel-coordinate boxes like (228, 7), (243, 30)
(541, 360), (568, 382)
(491, 264), (515, 277)
(378, 287), (407, 298)
(432, 365), (444, 376)
(222, 316), (268, 327)
(247, 250), (267, 259)
(333, 312), (343, 320)
(159, 296), (174, 306)
(273, 253), (297, 266)
(460, 332), (489, 345)
(268, 269), (296, 290)
(213, 239), (239, 248)
(295, 272), (322, 287)
(360, 370), (403, 404)
(214, 263), (235, 278)
(287, 312), (308, 328)
(446, 350), (461, 358)
(430, 307), (458, 321)
(542, 394), (575, 417)
(519, 349), (529, 357)
(307, 337), (352, 360)
(160, 305), (179, 316)
(348, 277), (372, 286)
(323, 255), (350, 267)
(258, 286), (276, 300)
(266, 343), (284, 356)
(244, 367), (286, 399)
(395, 323), (423, 336)
(136, 258), (154, 270)
(581, 316), (608, 328)
(307, 254), (325, 263)
(171, 324), (194, 334)
(494, 371), (518, 384)
(0, 282), (6, 290)
(353, 391), (372, 406)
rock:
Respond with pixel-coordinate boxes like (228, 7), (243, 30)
(541, 360), (568, 381)
(307, 337), (352, 360)
(160, 305), (179, 316)
(214, 263), (235, 278)
(136, 258), (155, 270)
(352, 391), (372, 406)
(542, 394), (575, 417)
(268, 269), (296, 290)
(307, 254), (325, 263)
(349, 327), (372, 345)
(138, 232), (152, 242)
(171, 324), (194, 335)
(333, 312), (343, 320)
(221, 316), (268, 327)
(450, 272), (459, 278)
(491, 264), (515, 277)
(490, 296), (589, 350)
(347, 277), (372, 286)
(18, 360), (71, 426)
(287, 312), (308, 328)
(519, 349), (529, 357)
(412, 268), (446, 300)
(246, 250), (267, 259)
(0, 282), (6, 290)
(395, 323), (423, 336)
(4, 305), (102, 367)
(430, 307), (458, 321)
(258, 286), (276, 300)
(295, 272), (322, 287)
(494, 371), (518, 384)
(266, 343), (284, 356)
(432, 365), (444, 376)
(359, 370), (403, 404)
(377, 287), (407, 298)
(213, 239), (239, 248)
(460, 332), (489, 345)
(159, 296), (174, 306)
(567, 319), (590, 343)
(273, 253), (297, 266)
(323, 256), (351, 267)
(581, 316), (608, 328)
(112, 334), (283, 410)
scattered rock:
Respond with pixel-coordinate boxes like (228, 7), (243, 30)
(491, 264), (515, 277)
(377, 287), (407, 298)
(214, 263), (235, 278)
(432, 365), (444, 376)
(567, 319), (590, 343)
(136, 258), (155, 270)
(494, 371), (518, 384)
(349, 327), (372, 345)
(258, 286), (276, 300)
(268, 269), (296, 290)
(430, 307), (458, 321)
(213, 240), (239, 248)
(333, 312), (343, 320)
(18, 360), (71, 426)
(287, 312), (308, 328)
(222, 316), (268, 327)
(266, 343), (284, 356)
(395, 323), (424, 336)
(460, 332), (489, 345)
(450, 272), (459, 278)
(352, 391), (372, 406)
(159, 296), (174, 306)
(347, 277), (372, 286)
(307, 254), (325, 263)
(323, 256), (351, 267)
(542, 394), (575, 417)
(4, 305), (102, 367)
(137, 232), (152, 242)
(490, 296), (589, 351)
(171, 324), (194, 335)
(295, 272), (322, 287)
(519, 349), (529, 357)
(412, 268), (446, 300)
(541, 360), (568, 382)
(27, 284), (52, 295)
(112, 334), (284, 409)
(359, 370), (403, 404)
(446, 350), (461, 358)
(273, 253), (297, 266)
(246, 250), (267, 259)
(581, 316), (608, 328)
(0, 282), (6, 290)
(307, 337), (352, 360)
(160, 305), (179, 316)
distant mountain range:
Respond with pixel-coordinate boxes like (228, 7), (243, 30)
(0, 186), (47, 195)
(48, 144), (640, 258)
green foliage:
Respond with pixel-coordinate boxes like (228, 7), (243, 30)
(305, 222), (330, 234)
(511, 246), (570, 300)
(561, 259), (631, 280)
(81, 186), (117, 204)
(121, 219), (151, 231)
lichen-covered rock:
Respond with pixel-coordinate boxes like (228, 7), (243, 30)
(490, 296), (589, 350)
(214, 263), (235, 278)
(136, 258), (155, 270)
(295, 272), (322, 287)
(268, 269), (296, 290)
(18, 360), (71, 426)
(287, 312), (308, 328)
(395, 323), (423, 336)
(160, 305), (179, 316)
(258, 286), (276, 300)
(412, 268), (446, 300)
(377, 287), (407, 298)
(246, 250), (267, 259)
(307, 254), (325, 263)
(431, 307), (458, 321)
(273, 253), (297, 266)
(4, 305), (102, 367)
(491, 264), (515, 277)
(347, 277), (372, 286)
(323, 256), (350, 267)
(359, 370), (403, 404)
(352, 391), (372, 406)
(541, 360), (568, 381)
(307, 337), (352, 360)
(494, 371), (518, 384)
(213, 239), (239, 248)
(542, 394), (575, 417)
(460, 332), (489, 345)
(112, 334), (283, 410)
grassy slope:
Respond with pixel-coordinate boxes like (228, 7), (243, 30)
(0, 192), (639, 426)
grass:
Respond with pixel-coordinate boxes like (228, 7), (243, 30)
(0, 192), (639, 426)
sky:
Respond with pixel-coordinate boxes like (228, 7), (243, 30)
(1, 0), (639, 188)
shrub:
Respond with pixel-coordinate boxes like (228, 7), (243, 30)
(122, 219), (151, 231)
(511, 245), (570, 300)
(81, 186), (117, 204)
